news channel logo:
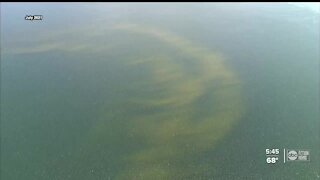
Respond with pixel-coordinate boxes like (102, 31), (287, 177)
(286, 149), (310, 162)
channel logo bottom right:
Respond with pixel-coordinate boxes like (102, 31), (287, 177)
(286, 149), (310, 162)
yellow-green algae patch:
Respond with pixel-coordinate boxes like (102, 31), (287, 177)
(61, 24), (245, 179)
(115, 24), (244, 179)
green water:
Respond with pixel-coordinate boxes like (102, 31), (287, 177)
(1, 3), (319, 180)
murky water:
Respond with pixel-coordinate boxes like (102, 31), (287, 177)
(1, 3), (319, 180)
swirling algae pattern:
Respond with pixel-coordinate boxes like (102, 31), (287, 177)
(46, 23), (245, 179)
(79, 24), (245, 179)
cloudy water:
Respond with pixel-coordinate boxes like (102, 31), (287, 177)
(1, 3), (319, 180)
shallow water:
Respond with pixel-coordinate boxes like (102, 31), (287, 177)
(1, 3), (319, 179)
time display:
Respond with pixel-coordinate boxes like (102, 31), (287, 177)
(266, 149), (280, 155)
